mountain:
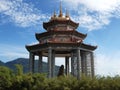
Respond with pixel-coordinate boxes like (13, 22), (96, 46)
(0, 60), (5, 66)
(0, 58), (60, 75)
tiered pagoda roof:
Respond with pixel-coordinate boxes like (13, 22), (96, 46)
(26, 4), (97, 53)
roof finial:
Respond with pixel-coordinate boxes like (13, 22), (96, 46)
(66, 9), (70, 19)
(51, 9), (56, 20)
(53, 9), (56, 17)
(59, 1), (63, 17)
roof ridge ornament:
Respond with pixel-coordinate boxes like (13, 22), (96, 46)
(65, 9), (70, 20)
(53, 9), (56, 17)
(59, 1), (63, 17)
(51, 9), (56, 20)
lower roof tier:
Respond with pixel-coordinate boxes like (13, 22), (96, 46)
(26, 42), (97, 53)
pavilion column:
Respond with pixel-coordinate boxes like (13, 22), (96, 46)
(38, 52), (42, 73)
(81, 51), (87, 76)
(29, 52), (35, 73)
(71, 51), (74, 76)
(84, 52), (88, 76)
(48, 47), (52, 78)
(65, 56), (69, 75)
(71, 50), (77, 76)
(91, 52), (94, 77)
(77, 48), (81, 80)
(51, 50), (55, 77)
(81, 51), (84, 74)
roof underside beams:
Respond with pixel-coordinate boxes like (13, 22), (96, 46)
(26, 43), (97, 56)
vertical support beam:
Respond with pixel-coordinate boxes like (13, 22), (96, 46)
(81, 51), (87, 76)
(81, 51), (84, 74)
(38, 52), (42, 73)
(91, 52), (94, 77)
(48, 47), (52, 78)
(84, 52), (87, 76)
(71, 51), (74, 76)
(51, 50), (55, 77)
(29, 52), (35, 73)
(65, 56), (69, 75)
(71, 50), (77, 77)
(77, 48), (81, 80)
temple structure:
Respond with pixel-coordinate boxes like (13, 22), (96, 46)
(26, 5), (97, 79)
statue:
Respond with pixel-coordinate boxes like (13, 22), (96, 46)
(57, 65), (64, 77)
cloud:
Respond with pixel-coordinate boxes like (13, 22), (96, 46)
(63, 0), (120, 30)
(0, 44), (28, 62)
(0, 0), (49, 28)
(1, 0), (120, 31)
(95, 51), (120, 76)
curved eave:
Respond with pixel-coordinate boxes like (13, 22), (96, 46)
(26, 43), (81, 52)
(81, 43), (97, 51)
(26, 42), (97, 52)
(43, 20), (79, 30)
(35, 32), (47, 41)
(35, 31), (87, 41)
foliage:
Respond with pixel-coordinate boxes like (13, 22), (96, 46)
(1, 65), (120, 90)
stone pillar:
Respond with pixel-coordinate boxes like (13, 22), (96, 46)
(51, 50), (55, 77)
(65, 56), (69, 75)
(84, 52), (87, 76)
(71, 50), (77, 77)
(81, 51), (84, 74)
(71, 51), (74, 76)
(77, 48), (81, 80)
(81, 51), (87, 76)
(38, 52), (42, 73)
(29, 52), (35, 73)
(91, 52), (94, 77)
(48, 47), (52, 78)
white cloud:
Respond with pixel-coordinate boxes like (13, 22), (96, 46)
(1, 0), (120, 31)
(0, 0), (49, 28)
(0, 44), (28, 62)
(63, 0), (120, 30)
(95, 51), (120, 76)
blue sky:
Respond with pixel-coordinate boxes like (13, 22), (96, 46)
(0, 0), (120, 76)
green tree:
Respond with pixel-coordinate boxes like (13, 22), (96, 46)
(0, 66), (13, 90)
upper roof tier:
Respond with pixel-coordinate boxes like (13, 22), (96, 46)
(43, 4), (79, 31)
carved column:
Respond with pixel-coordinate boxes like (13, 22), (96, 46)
(81, 51), (87, 76)
(65, 56), (69, 75)
(29, 52), (35, 73)
(91, 52), (94, 77)
(48, 47), (52, 78)
(81, 51), (84, 74)
(51, 50), (55, 77)
(84, 52), (87, 76)
(71, 50), (74, 76)
(77, 48), (81, 80)
(38, 52), (42, 73)
(71, 50), (77, 77)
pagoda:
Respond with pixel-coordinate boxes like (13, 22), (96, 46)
(26, 4), (97, 79)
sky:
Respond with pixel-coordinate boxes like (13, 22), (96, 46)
(0, 0), (120, 76)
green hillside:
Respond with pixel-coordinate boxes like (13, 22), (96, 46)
(0, 58), (60, 75)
